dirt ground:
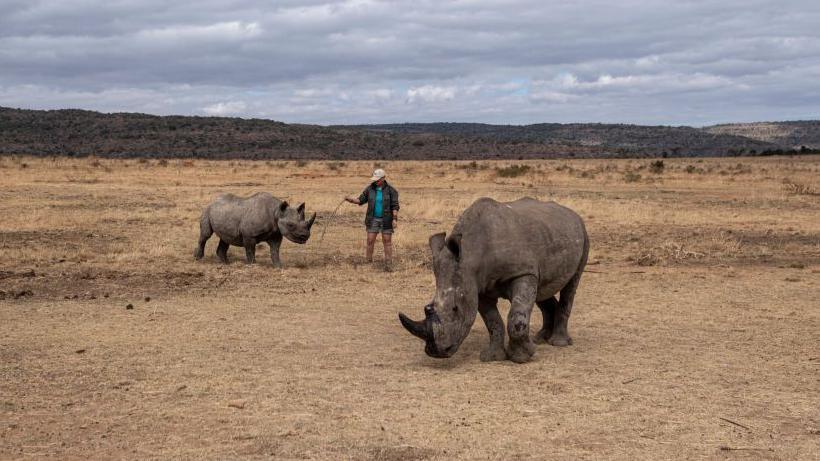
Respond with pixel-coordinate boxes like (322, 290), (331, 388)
(1, 156), (818, 460)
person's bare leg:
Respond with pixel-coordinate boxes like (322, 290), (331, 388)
(366, 232), (378, 262)
(382, 232), (393, 268)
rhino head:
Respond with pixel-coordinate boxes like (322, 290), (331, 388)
(277, 201), (315, 244)
(399, 232), (478, 358)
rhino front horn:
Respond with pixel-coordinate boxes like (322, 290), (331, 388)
(399, 313), (429, 340)
(307, 212), (316, 228)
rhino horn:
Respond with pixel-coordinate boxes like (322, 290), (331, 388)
(399, 313), (429, 340)
(307, 212), (316, 228)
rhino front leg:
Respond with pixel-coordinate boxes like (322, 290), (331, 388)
(243, 237), (257, 264)
(216, 239), (230, 264)
(506, 275), (537, 363)
(534, 296), (558, 344)
(478, 296), (506, 362)
(268, 234), (283, 269)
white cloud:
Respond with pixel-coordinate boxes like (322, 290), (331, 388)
(406, 85), (457, 103)
(137, 21), (261, 41)
(202, 101), (247, 115)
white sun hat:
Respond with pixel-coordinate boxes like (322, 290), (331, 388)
(370, 168), (386, 181)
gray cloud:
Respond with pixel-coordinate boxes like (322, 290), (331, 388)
(1, 0), (818, 125)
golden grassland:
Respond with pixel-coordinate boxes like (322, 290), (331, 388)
(1, 155), (818, 459)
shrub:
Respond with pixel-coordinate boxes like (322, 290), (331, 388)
(623, 171), (642, 182)
(783, 181), (817, 196)
(649, 160), (665, 174)
(457, 161), (489, 171)
(495, 164), (531, 177)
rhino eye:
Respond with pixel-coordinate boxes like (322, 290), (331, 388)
(452, 305), (459, 313)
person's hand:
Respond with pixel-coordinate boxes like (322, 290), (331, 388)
(392, 220), (398, 230)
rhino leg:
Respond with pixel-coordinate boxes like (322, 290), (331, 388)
(243, 237), (257, 264)
(506, 275), (537, 363)
(268, 234), (283, 269)
(534, 296), (558, 344)
(549, 273), (581, 347)
(478, 296), (506, 362)
(216, 239), (230, 264)
(194, 212), (212, 260)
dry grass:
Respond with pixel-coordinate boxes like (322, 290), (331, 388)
(1, 155), (819, 459)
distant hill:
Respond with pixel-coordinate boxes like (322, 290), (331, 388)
(703, 121), (820, 149)
(1, 106), (815, 160)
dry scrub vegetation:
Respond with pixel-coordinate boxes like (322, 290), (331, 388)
(1, 155), (819, 459)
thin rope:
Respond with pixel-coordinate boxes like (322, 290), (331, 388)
(318, 198), (346, 245)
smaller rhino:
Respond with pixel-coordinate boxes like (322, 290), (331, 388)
(195, 192), (315, 267)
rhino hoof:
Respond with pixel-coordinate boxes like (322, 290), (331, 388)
(480, 347), (507, 362)
(506, 348), (534, 363)
(547, 335), (573, 347)
(533, 329), (552, 344)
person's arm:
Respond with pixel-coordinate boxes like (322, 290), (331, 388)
(344, 189), (368, 205)
(391, 188), (400, 228)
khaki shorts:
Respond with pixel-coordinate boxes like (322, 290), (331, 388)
(367, 218), (393, 234)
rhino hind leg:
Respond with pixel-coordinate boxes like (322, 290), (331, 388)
(506, 276), (538, 363)
(216, 239), (230, 264)
(534, 296), (558, 344)
(478, 296), (506, 362)
(548, 273), (581, 347)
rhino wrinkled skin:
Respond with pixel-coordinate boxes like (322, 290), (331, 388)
(194, 192), (315, 267)
(399, 197), (589, 363)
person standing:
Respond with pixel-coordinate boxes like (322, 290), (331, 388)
(344, 168), (400, 270)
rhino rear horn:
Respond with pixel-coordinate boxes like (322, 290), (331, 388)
(399, 313), (429, 340)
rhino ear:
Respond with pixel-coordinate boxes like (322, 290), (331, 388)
(279, 201), (289, 212)
(429, 232), (446, 256)
(445, 233), (461, 260)
(297, 202), (305, 217)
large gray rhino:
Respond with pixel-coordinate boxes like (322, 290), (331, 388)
(194, 192), (315, 267)
(399, 197), (589, 363)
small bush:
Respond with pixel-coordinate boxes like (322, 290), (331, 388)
(649, 160), (665, 174)
(296, 160), (309, 167)
(157, 159), (168, 167)
(783, 181), (817, 196)
(327, 162), (346, 171)
(623, 171), (642, 183)
(495, 164), (531, 178)
(457, 161), (489, 171)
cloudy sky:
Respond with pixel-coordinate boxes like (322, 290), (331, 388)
(1, 0), (819, 125)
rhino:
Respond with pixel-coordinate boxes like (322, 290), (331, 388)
(194, 192), (315, 267)
(399, 197), (589, 363)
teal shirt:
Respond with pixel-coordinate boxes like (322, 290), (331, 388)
(374, 187), (383, 218)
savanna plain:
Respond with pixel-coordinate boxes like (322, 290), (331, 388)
(1, 156), (819, 460)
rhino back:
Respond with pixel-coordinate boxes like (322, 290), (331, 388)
(459, 197), (587, 298)
(207, 192), (278, 243)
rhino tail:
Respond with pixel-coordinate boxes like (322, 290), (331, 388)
(195, 209), (213, 260)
